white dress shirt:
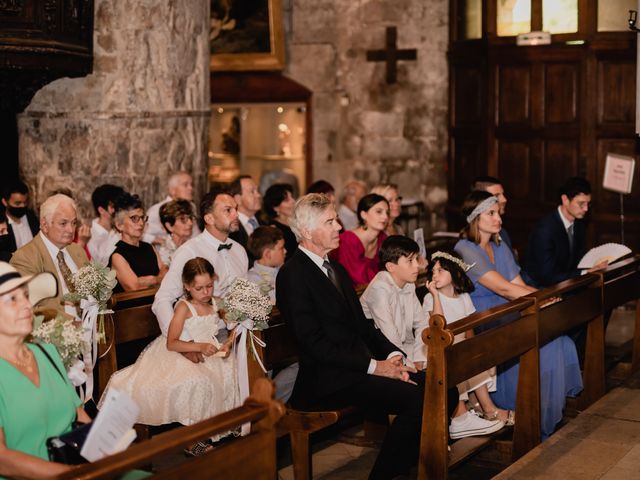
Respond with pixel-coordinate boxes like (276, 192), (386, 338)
(297, 246), (402, 374)
(360, 271), (428, 366)
(40, 232), (79, 318)
(144, 196), (201, 244)
(152, 229), (248, 339)
(337, 204), (359, 231)
(7, 215), (33, 249)
(87, 218), (120, 266)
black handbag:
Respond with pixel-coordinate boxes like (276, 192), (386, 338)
(46, 422), (92, 464)
(34, 343), (92, 464)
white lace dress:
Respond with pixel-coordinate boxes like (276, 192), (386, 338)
(102, 300), (239, 433)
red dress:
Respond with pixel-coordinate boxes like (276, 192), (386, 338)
(333, 230), (387, 287)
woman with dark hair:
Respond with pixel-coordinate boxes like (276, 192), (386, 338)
(262, 183), (297, 261)
(109, 192), (167, 292)
(454, 190), (583, 439)
(333, 193), (389, 287)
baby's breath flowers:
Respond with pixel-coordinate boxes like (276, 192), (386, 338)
(219, 278), (272, 331)
(31, 314), (88, 370)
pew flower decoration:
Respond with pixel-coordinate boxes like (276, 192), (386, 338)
(63, 261), (117, 343)
(31, 313), (88, 386)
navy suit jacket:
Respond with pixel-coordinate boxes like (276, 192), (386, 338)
(523, 209), (586, 288)
(0, 209), (39, 261)
(276, 249), (398, 408)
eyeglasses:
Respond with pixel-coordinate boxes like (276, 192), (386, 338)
(128, 215), (148, 224)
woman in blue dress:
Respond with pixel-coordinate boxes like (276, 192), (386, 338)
(454, 190), (583, 439)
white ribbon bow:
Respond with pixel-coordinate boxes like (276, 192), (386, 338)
(78, 296), (113, 402)
(234, 319), (267, 436)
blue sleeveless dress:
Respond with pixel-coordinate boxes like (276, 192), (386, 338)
(455, 239), (583, 439)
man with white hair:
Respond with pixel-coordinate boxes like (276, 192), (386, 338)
(276, 193), (457, 479)
(144, 171), (200, 245)
(11, 194), (89, 316)
(337, 180), (367, 231)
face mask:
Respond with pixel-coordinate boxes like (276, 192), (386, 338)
(7, 206), (27, 218)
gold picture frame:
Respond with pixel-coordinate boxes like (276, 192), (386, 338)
(210, 0), (285, 72)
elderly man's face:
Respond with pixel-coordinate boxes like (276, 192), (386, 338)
(42, 203), (77, 249)
(308, 205), (342, 253)
(170, 174), (194, 201)
(237, 177), (262, 215)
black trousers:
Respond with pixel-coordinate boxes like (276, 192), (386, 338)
(318, 371), (458, 480)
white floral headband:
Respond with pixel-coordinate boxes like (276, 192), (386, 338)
(466, 196), (498, 224)
(431, 251), (475, 272)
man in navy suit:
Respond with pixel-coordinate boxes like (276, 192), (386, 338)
(229, 175), (262, 249)
(276, 193), (457, 479)
(523, 177), (606, 288)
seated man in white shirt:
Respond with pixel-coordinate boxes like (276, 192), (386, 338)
(144, 171), (201, 245)
(10, 194), (89, 317)
(337, 180), (367, 231)
(152, 187), (248, 363)
(87, 184), (124, 266)
(0, 180), (39, 261)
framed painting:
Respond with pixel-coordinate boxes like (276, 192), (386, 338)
(210, 0), (285, 72)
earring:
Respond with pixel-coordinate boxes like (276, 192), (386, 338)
(362, 223), (368, 231)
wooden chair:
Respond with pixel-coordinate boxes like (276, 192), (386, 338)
(51, 379), (284, 480)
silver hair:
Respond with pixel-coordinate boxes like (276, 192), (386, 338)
(290, 193), (332, 241)
(40, 194), (77, 224)
(168, 171), (191, 190)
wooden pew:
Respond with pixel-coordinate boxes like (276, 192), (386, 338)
(97, 288), (159, 400)
(249, 307), (359, 480)
(51, 379), (284, 480)
(600, 255), (640, 374)
(420, 298), (541, 479)
(526, 273), (605, 410)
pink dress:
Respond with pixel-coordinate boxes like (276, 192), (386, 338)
(333, 230), (387, 287)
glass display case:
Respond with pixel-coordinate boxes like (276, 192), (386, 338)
(208, 103), (307, 195)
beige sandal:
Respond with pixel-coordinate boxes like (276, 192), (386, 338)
(484, 409), (515, 426)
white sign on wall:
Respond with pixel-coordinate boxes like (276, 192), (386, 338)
(603, 153), (636, 194)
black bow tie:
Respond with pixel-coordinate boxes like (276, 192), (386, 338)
(218, 243), (232, 251)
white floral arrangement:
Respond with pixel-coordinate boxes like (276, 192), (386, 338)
(31, 314), (88, 370)
(63, 261), (117, 341)
(219, 278), (273, 331)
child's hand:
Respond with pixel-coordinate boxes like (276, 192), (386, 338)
(199, 343), (219, 356)
(414, 361), (426, 371)
(425, 279), (438, 295)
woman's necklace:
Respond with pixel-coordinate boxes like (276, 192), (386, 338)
(0, 346), (35, 374)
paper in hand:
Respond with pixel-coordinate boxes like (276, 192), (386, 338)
(80, 388), (139, 462)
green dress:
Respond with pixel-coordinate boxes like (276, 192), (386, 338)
(0, 343), (80, 472)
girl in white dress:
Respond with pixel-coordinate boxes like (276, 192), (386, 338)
(423, 251), (513, 426)
(101, 257), (239, 454)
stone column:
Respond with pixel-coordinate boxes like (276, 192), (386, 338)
(18, 0), (210, 221)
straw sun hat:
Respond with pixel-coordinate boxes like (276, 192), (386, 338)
(0, 262), (57, 306)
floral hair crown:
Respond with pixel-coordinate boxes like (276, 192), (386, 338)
(431, 251), (475, 272)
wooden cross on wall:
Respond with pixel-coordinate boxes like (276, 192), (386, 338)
(366, 26), (418, 84)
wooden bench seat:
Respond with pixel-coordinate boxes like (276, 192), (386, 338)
(51, 379), (284, 480)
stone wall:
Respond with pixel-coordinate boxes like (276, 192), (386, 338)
(18, 0), (210, 221)
(283, 0), (449, 231)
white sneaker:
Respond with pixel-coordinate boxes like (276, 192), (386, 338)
(449, 410), (505, 439)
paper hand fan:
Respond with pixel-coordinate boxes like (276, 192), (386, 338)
(577, 243), (631, 269)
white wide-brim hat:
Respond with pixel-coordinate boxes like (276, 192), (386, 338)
(0, 262), (58, 306)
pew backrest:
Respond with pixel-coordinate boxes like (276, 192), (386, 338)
(51, 379), (284, 480)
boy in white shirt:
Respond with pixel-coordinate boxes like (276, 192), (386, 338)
(361, 236), (504, 439)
